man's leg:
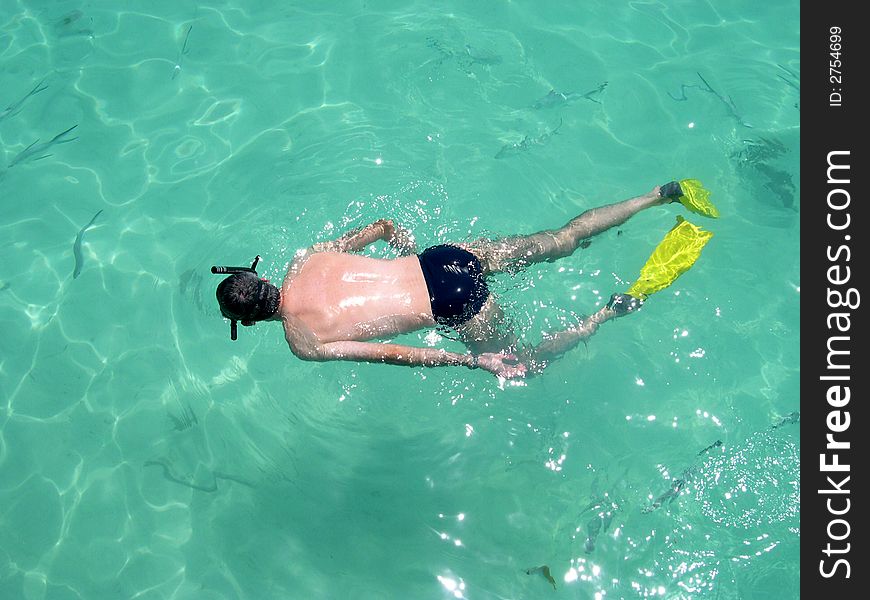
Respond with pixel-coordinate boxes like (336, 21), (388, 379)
(461, 187), (666, 275)
(454, 295), (519, 354)
(456, 292), (642, 373)
(523, 293), (641, 373)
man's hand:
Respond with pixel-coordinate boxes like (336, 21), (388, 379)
(477, 352), (527, 379)
(376, 219), (417, 255)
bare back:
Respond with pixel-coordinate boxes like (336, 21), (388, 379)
(280, 251), (435, 343)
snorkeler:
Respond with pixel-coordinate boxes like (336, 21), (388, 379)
(212, 180), (718, 379)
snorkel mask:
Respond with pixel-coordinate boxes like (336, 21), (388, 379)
(211, 255), (262, 341)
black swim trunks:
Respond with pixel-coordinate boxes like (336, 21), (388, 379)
(417, 244), (489, 327)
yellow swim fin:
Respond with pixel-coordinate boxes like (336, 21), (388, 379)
(627, 216), (713, 300)
(675, 179), (719, 218)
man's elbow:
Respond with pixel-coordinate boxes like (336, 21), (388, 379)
(288, 340), (324, 362)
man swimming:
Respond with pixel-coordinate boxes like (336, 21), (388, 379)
(212, 180), (717, 379)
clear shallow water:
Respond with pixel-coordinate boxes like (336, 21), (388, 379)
(0, 1), (799, 599)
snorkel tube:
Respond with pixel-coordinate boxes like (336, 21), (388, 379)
(211, 255), (261, 340)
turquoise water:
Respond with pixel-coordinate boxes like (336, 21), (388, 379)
(0, 1), (800, 598)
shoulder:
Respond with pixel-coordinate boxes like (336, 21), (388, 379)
(282, 313), (321, 361)
(283, 246), (320, 285)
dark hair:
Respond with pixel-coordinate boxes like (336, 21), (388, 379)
(216, 272), (280, 322)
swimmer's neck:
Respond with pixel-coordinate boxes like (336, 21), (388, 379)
(268, 294), (287, 321)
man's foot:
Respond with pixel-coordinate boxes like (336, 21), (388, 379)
(659, 179), (720, 218)
(658, 180), (684, 201)
(606, 293), (644, 316)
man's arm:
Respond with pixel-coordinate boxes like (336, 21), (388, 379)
(284, 318), (525, 378)
(315, 340), (477, 369)
(312, 219), (417, 255)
